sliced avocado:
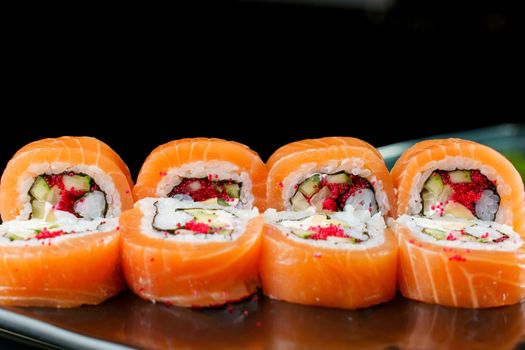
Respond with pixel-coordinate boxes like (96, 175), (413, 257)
(423, 173), (444, 194)
(46, 186), (61, 205)
(184, 209), (220, 226)
(325, 173), (350, 184)
(461, 234), (477, 242)
(444, 202), (475, 220)
(29, 176), (50, 201)
(217, 198), (229, 206)
(291, 229), (315, 238)
(62, 174), (91, 192)
(422, 228), (447, 240)
(291, 192), (309, 211)
(6, 232), (35, 241)
(449, 170), (472, 184)
(31, 199), (46, 219)
(327, 236), (356, 244)
(224, 183), (240, 198)
(311, 214), (329, 224)
(309, 186), (331, 211)
(422, 190), (436, 214)
(422, 184), (452, 216)
(217, 228), (234, 235)
(298, 175), (321, 197)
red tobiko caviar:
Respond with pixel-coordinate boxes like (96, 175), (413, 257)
(159, 171), (167, 176)
(322, 198), (338, 211)
(448, 255), (466, 262)
(185, 220), (210, 234)
(169, 178), (240, 202)
(296, 173), (374, 212)
(42, 174), (94, 216)
(308, 224), (348, 240)
(438, 170), (496, 214)
(35, 228), (64, 240)
(45, 175), (65, 189)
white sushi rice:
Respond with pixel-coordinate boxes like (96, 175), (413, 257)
(276, 158), (390, 215)
(137, 197), (259, 242)
(0, 215), (119, 246)
(155, 160), (254, 209)
(397, 214), (523, 251)
(406, 156), (512, 225)
(17, 163), (122, 220)
(264, 207), (386, 250)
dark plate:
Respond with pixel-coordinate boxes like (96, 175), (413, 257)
(2, 290), (525, 350)
(0, 291), (525, 349)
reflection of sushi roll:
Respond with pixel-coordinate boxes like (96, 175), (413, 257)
(266, 137), (394, 214)
(0, 137), (133, 307)
(401, 297), (525, 349)
(121, 292), (262, 350)
(262, 297), (410, 349)
(133, 138), (267, 210)
(260, 138), (397, 309)
(393, 139), (525, 308)
(120, 198), (263, 307)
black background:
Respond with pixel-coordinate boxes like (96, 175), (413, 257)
(3, 0), (523, 181)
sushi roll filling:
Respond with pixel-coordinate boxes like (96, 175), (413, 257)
(397, 215), (522, 249)
(266, 207), (386, 247)
(290, 172), (378, 214)
(0, 215), (117, 242)
(278, 213), (370, 244)
(168, 177), (241, 206)
(421, 170), (499, 221)
(153, 206), (236, 236)
(28, 172), (108, 220)
(146, 198), (258, 241)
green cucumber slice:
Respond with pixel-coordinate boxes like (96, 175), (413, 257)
(449, 170), (472, 184)
(298, 175), (321, 197)
(325, 173), (350, 184)
(29, 176), (50, 201)
(423, 173), (444, 194)
(62, 174), (91, 192)
(224, 183), (240, 198)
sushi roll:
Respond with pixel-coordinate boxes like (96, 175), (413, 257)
(266, 137), (394, 214)
(120, 198), (263, 307)
(260, 137), (397, 309)
(0, 137), (133, 307)
(393, 138), (525, 308)
(133, 138), (267, 210)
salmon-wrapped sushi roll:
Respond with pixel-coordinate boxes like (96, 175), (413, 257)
(0, 137), (133, 307)
(393, 138), (525, 308)
(133, 138), (267, 210)
(260, 137), (397, 309)
(120, 198), (263, 307)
